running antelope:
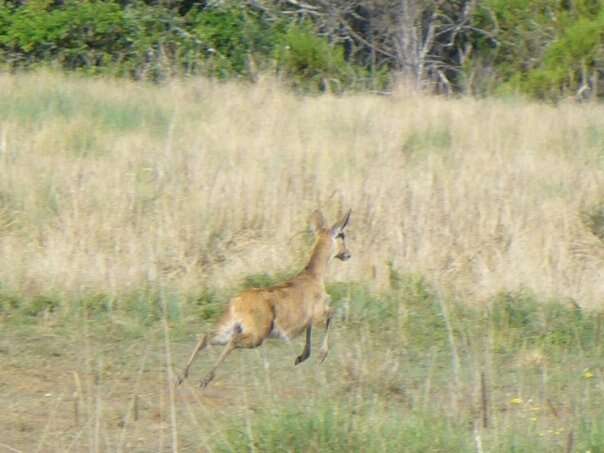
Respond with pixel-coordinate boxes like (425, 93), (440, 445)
(177, 209), (351, 388)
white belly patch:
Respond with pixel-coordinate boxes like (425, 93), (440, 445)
(269, 323), (290, 341)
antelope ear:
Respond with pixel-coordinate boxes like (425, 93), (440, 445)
(310, 210), (326, 233)
(330, 209), (351, 234)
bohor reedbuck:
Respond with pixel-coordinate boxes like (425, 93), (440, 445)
(177, 209), (352, 388)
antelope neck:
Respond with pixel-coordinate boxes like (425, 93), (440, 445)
(303, 235), (332, 279)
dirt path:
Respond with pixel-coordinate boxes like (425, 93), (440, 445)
(0, 323), (330, 452)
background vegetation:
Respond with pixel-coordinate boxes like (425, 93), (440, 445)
(0, 72), (603, 451)
(1, 0), (604, 98)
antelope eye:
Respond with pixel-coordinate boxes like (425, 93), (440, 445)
(336, 232), (345, 239)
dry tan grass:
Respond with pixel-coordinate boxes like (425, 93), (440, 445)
(0, 71), (603, 306)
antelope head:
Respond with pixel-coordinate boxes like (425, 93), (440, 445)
(310, 209), (352, 263)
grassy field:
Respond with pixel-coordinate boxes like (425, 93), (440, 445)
(1, 71), (604, 452)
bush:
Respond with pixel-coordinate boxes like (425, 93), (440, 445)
(0, 1), (363, 88)
(0, 1), (134, 73)
(24, 294), (61, 317)
(0, 289), (21, 314)
(472, 0), (604, 99)
(186, 5), (283, 79)
(0, 1), (280, 81)
(582, 201), (604, 242)
(188, 289), (223, 321)
(524, 10), (604, 99)
(275, 24), (359, 92)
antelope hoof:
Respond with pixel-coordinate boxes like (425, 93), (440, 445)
(200, 372), (215, 389)
(294, 354), (309, 366)
(318, 349), (328, 363)
(176, 372), (187, 385)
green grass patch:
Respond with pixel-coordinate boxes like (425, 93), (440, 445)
(215, 402), (471, 453)
(0, 85), (170, 136)
(402, 126), (452, 161)
(2, 271), (603, 374)
(2, 274), (601, 363)
(187, 288), (224, 321)
(0, 88), (79, 123)
(240, 271), (298, 290)
(577, 416), (604, 452)
(2, 275), (604, 452)
(88, 99), (170, 135)
(23, 294), (61, 317)
(489, 288), (598, 354)
(0, 288), (21, 314)
(329, 273), (451, 351)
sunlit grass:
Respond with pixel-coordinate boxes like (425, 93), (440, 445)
(0, 71), (602, 306)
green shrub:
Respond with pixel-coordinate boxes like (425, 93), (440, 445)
(0, 1), (292, 82)
(24, 294), (61, 317)
(524, 10), (604, 99)
(275, 24), (357, 92)
(542, 300), (599, 352)
(582, 201), (604, 242)
(186, 5), (282, 79)
(77, 293), (113, 317)
(471, 0), (560, 92)
(491, 289), (542, 335)
(0, 1), (132, 71)
(188, 289), (223, 321)
(0, 1), (258, 80)
(473, 0), (604, 99)
(0, 289), (21, 314)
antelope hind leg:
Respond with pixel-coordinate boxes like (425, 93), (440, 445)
(177, 334), (208, 385)
(200, 338), (236, 389)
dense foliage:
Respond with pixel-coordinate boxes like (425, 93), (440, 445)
(0, 0), (603, 98)
(0, 0), (369, 91)
(472, 0), (604, 99)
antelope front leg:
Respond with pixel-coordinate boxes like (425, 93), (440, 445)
(295, 324), (312, 365)
(318, 311), (332, 363)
